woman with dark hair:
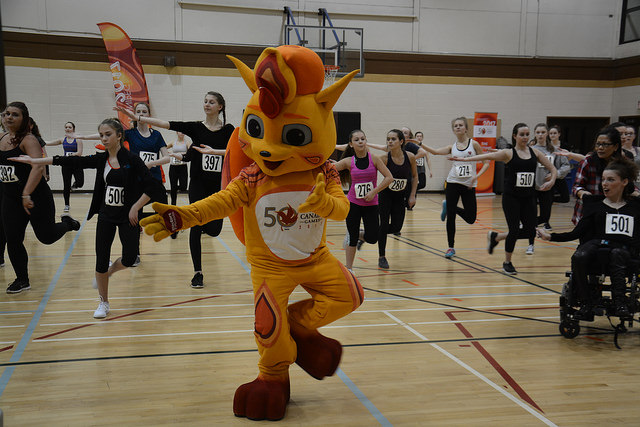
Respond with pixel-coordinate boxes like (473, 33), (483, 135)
(548, 125), (571, 204)
(376, 129), (418, 269)
(12, 117), (162, 317)
(538, 159), (640, 318)
(0, 102), (80, 294)
(45, 121), (84, 212)
(116, 92), (234, 288)
(333, 129), (393, 272)
(571, 125), (626, 225)
(451, 123), (557, 275)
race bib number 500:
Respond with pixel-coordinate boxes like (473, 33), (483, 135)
(105, 186), (125, 207)
(202, 154), (222, 172)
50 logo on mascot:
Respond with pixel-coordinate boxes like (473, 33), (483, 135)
(140, 45), (363, 422)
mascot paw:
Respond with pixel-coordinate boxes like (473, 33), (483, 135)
(233, 374), (290, 421)
(290, 325), (342, 380)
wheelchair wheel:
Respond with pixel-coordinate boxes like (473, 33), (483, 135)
(559, 319), (580, 338)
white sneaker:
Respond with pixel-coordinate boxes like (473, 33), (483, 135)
(93, 298), (110, 319)
(526, 244), (534, 255)
(63, 205), (70, 213)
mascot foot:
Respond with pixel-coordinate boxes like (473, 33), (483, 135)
(233, 373), (290, 421)
(290, 323), (342, 380)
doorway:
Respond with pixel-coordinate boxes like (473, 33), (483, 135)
(546, 117), (610, 154)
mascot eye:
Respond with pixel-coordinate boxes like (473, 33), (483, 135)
(246, 114), (264, 138)
(282, 124), (312, 147)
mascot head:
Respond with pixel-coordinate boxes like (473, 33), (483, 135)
(227, 46), (358, 176)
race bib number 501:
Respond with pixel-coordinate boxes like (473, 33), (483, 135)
(606, 213), (634, 237)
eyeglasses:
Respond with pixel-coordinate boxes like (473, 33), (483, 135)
(595, 142), (615, 148)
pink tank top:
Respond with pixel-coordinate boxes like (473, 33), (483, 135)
(347, 152), (378, 206)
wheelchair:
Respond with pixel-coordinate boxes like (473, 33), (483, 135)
(559, 245), (640, 346)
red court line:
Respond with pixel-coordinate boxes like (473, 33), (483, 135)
(0, 345), (14, 353)
(357, 257), (368, 263)
(33, 290), (251, 341)
(444, 311), (544, 413)
(402, 279), (420, 287)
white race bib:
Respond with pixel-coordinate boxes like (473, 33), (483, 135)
(105, 186), (125, 207)
(64, 151), (75, 157)
(516, 172), (534, 187)
(0, 165), (18, 183)
(389, 178), (407, 192)
(139, 151), (158, 163)
(202, 154), (222, 172)
(456, 164), (472, 178)
(416, 157), (425, 167)
(354, 182), (373, 199)
(605, 213), (634, 237)
(538, 155), (553, 168)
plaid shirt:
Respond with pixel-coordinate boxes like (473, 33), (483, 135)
(571, 154), (602, 225)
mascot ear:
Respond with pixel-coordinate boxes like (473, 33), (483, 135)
(315, 69), (359, 110)
(227, 55), (258, 93)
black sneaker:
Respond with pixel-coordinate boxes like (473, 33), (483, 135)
(502, 262), (517, 275)
(616, 303), (630, 318)
(356, 239), (364, 251)
(191, 272), (204, 288)
(6, 279), (30, 294)
(61, 215), (80, 231)
(170, 232), (177, 239)
(378, 257), (389, 269)
(487, 231), (499, 254)
(131, 255), (141, 267)
(544, 223), (552, 231)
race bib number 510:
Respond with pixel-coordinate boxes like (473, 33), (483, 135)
(516, 172), (534, 187)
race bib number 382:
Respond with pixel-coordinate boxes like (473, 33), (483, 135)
(0, 165), (18, 183)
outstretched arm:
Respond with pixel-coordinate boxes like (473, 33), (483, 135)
(114, 106), (171, 129)
(449, 148), (512, 163)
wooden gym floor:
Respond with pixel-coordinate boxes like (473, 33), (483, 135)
(0, 192), (638, 426)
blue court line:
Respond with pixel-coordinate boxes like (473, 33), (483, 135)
(336, 368), (391, 426)
(216, 236), (389, 424)
(0, 217), (86, 397)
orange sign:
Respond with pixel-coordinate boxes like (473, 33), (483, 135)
(473, 112), (498, 193)
(97, 22), (149, 129)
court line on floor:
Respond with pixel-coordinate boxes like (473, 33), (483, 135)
(0, 215), (87, 398)
(383, 311), (557, 426)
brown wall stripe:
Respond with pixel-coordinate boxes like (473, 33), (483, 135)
(4, 31), (640, 84)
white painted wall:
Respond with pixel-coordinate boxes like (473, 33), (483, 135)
(2, 0), (636, 59)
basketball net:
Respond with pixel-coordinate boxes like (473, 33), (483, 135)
(323, 65), (339, 88)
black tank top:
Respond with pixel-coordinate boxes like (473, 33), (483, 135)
(100, 163), (128, 223)
(504, 147), (537, 197)
(0, 145), (38, 197)
(383, 150), (412, 196)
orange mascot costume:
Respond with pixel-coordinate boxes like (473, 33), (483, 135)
(140, 45), (363, 421)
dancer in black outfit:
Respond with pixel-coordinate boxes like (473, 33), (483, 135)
(451, 123), (557, 275)
(12, 118), (162, 317)
(0, 102), (80, 294)
(116, 92), (233, 288)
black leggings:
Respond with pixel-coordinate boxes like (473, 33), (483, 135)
(61, 165), (83, 205)
(189, 181), (223, 272)
(571, 240), (631, 305)
(553, 178), (570, 203)
(345, 202), (379, 247)
(95, 219), (139, 273)
(2, 183), (73, 281)
(501, 193), (536, 254)
(445, 182), (477, 248)
(169, 164), (188, 205)
(535, 189), (553, 225)
(378, 191), (406, 257)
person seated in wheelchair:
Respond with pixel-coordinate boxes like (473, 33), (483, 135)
(538, 159), (640, 319)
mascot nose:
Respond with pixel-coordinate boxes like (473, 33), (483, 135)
(260, 151), (272, 158)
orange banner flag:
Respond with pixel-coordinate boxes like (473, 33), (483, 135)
(97, 22), (149, 129)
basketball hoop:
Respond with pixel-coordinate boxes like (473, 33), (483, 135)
(323, 65), (339, 87)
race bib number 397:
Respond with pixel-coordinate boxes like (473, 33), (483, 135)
(516, 172), (534, 187)
(202, 154), (222, 172)
(605, 213), (634, 237)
